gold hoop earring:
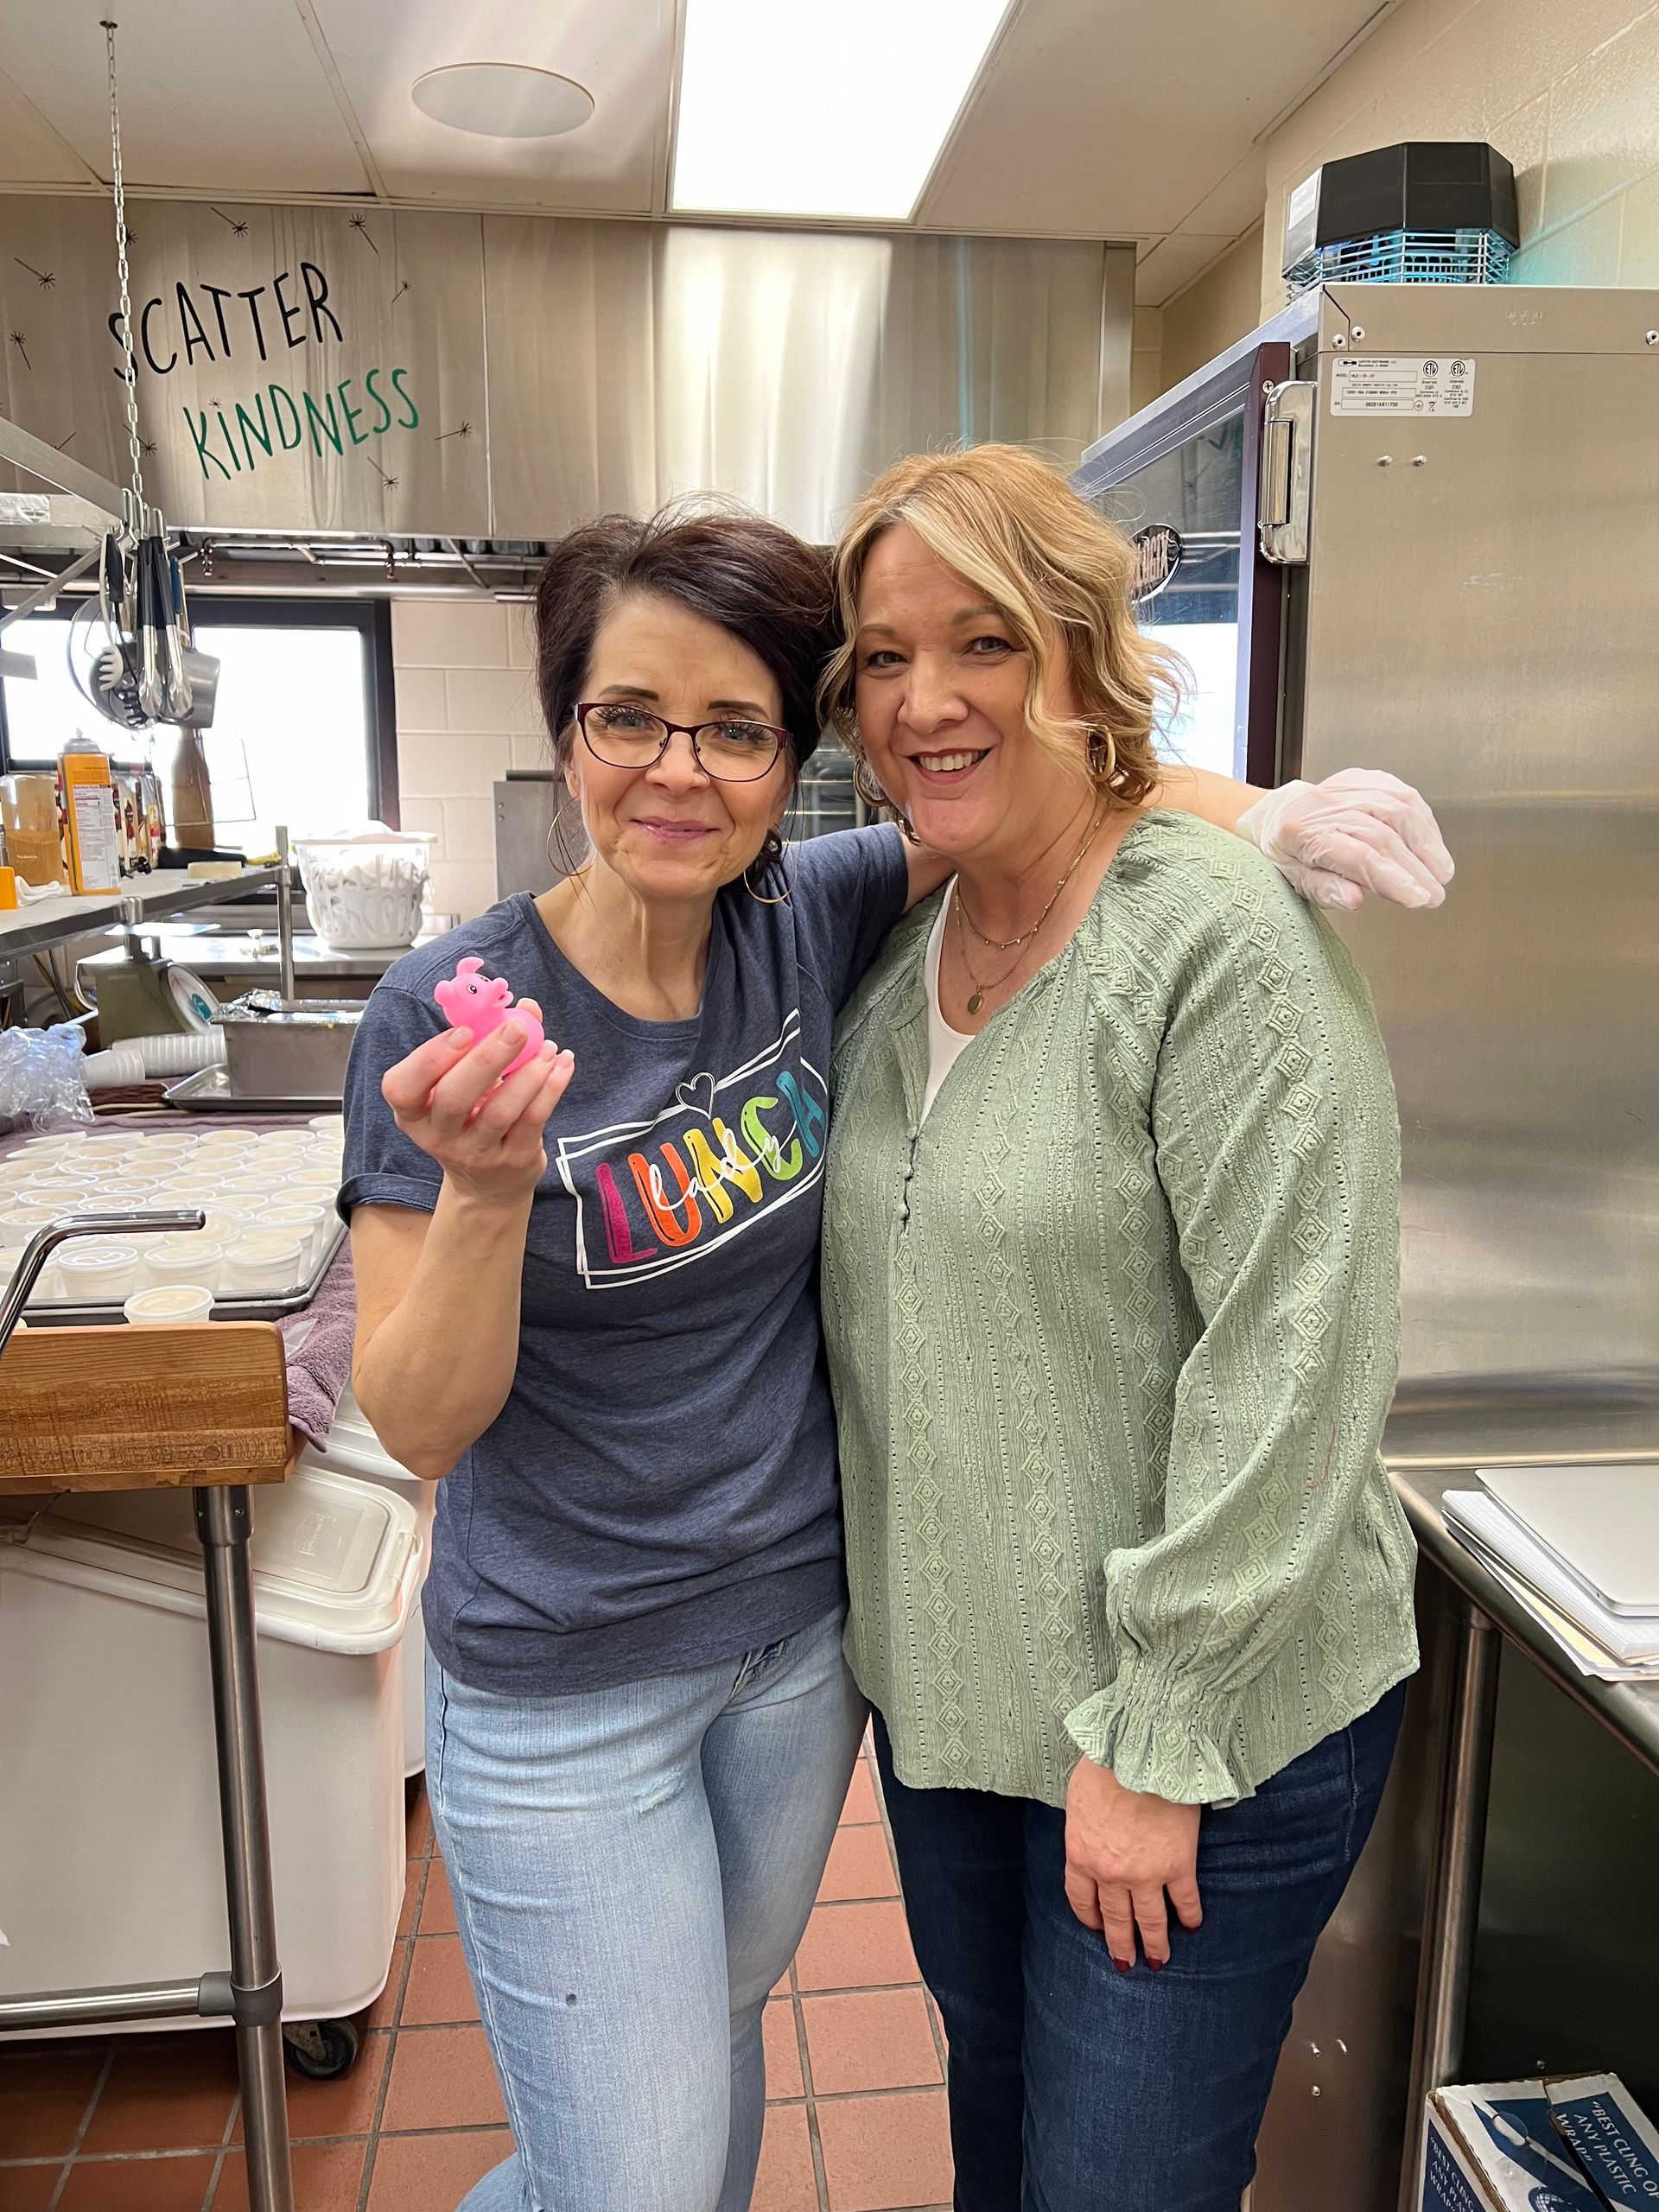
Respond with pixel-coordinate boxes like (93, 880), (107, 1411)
(851, 760), (893, 814)
(848, 740), (923, 845)
(546, 792), (588, 881)
(743, 832), (797, 906)
(1088, 728), (1120, 786)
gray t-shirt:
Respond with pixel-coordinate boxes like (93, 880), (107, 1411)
(340, 824), (909, 1696)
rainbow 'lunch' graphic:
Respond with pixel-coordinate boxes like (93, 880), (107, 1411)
(555, 1013), (830, 1288)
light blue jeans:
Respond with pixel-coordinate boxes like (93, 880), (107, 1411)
(424, 1607), (866, 2212)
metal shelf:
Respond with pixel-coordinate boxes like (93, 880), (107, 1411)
(0, 867), (283, 963)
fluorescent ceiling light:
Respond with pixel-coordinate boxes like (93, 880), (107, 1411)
(671, 0), (1011, 222)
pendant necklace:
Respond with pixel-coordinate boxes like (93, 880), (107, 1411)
(952, 804), (1110, 1016)
(952, 893), (1027, 1016)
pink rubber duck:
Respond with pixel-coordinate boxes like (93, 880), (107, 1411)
(434, 957), (545, 1077)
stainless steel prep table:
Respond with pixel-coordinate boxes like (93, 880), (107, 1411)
(1386, 1411), (1659, 2210)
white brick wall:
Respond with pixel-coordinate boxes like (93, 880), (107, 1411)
(391, 597), (549, 923)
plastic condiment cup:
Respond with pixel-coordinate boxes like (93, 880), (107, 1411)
(124, 1285), (215, 1325)
(220, 1235), (306, 1296)
(254, 1205), (327, 1265)
(213, 1193), (269, 1226)
(17, 1132), (88, 1157)
(143, 1235), (225, 1292)
(85, 1147), (153, 1174)
(308, 1115), (344, 1135)
(55, 1240), (143, 1300)
(158, 1177), (230, 1205)
(9, 1185), (76, 1217)
(25, 1262), (64, 1306)
(1, 1198), (55, 1232)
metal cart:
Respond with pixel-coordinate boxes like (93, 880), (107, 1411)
(0, 1217), (296, 2212)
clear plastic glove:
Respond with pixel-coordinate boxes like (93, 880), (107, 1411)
(1236, 769), (1454, 912)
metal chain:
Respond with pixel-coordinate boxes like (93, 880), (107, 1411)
(101, 18), (145, 525)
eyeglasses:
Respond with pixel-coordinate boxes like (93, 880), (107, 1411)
(575, 702), (788, 784)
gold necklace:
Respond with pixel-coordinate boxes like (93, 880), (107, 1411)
(954, 804), (1110, 956)
(950, 891), (1028, 1016)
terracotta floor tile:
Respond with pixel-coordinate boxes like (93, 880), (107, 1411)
(418, 1859), (458, 1936)
(762, 1999), (804, 2101)
(365, 2126), (513, 2211)
(229, 2031), (389, 2145)
(80, 2032), (239, 2154)
(770, 1968), (793, 1999)
(803, 1989), (943, 2094)
(379, 2024), (506, 2133)
(359, 1942), (410, 2031)
(842, 1762), (880, 1826)
(210, 2139), (367, 2211)
(817, 1824), (899, 1903)
(792, 1902), (920, 1993)
(751, 2101), (817, 2212)
(0, 2042), (105, 2158)
(399, 1935), (480, 2026)
(0, 2165), (63, 2212)
(817, 2088), (953, 2211)
(56, 2152), (219, 2210)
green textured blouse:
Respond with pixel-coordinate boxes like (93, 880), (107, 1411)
(822, 811), (1418, 1809)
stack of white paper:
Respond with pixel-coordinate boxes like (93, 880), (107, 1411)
(1442, 1465), (1659, 1683)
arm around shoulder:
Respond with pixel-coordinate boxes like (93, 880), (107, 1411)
(1066, 877), (1402, 1802)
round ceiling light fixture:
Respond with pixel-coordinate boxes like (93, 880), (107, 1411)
(411, 62), (594, 139)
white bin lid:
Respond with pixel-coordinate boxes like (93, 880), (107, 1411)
(313, 1382), (422, 1484)
(23, 1465), (419, 1654)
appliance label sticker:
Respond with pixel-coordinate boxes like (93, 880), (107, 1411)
(1331, 355), (1476, 416)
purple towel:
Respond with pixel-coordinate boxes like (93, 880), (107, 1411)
(279, 1240), (357, 1452)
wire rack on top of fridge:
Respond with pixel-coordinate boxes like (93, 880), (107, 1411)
(1286, 226), (1516, 299)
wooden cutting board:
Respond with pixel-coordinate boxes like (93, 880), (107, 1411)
(0, 1322), (294, 1494)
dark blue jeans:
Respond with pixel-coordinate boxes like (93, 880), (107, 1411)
(874, 1682), (1407, 2212)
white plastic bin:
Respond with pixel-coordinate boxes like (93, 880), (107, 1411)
(296, 1382), (435, 1777)
(0, 1465), (419, 2035)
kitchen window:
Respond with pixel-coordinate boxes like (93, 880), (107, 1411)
(0, 598), (397, 853)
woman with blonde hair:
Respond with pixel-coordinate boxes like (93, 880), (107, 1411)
(820, 444), (1419, 2210)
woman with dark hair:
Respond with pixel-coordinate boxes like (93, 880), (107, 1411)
(340, 500), (1448, 2212)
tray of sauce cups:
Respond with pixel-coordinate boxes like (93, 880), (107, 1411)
(0, 1120), (345, 1324)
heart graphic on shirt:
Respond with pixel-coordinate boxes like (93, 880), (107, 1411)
(673, 1072), (717, 1122)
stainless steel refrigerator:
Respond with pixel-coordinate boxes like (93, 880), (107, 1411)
(1074, 285), (1659, 2209)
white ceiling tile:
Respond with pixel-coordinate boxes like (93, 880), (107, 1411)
(917, 0), (1393, 237)
(0, 1), (372, 194)
(1173, 149), (1271, 240)
(0, 69), (95, 186)
(314, 0), (673, 213)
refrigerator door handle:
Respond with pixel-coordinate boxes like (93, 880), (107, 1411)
(1258, 381), (1316, 564)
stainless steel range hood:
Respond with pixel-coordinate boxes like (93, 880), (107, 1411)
(0, 198), (1129, 556)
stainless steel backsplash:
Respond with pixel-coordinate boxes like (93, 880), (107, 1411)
(0, 197), (1130, 543)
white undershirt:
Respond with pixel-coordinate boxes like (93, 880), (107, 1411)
(922, 887), (981, 1121)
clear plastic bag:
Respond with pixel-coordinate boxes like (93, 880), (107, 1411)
(0, 1023), (94, 1134)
